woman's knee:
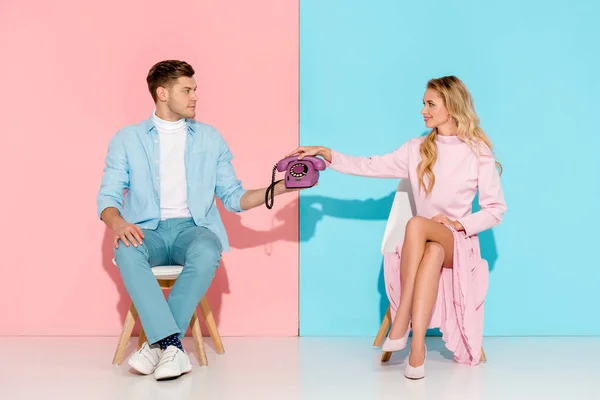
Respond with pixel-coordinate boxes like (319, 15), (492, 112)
(424, 241), (445, 261)
(405, 216), (429, 237)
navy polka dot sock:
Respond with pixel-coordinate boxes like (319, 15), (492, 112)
(155, 333), (183, 351)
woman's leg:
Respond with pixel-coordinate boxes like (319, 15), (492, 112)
(408, 241), (450, 367)
(388, 216), (454, 340)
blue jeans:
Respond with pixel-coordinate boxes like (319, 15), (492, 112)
(114, 218), (222, 344)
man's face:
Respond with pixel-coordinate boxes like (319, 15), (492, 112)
(162, 76), (198, 119)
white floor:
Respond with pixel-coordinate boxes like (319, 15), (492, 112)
(1, 336), (598, 400)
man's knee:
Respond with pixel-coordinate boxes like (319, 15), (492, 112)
(186, 237), (222, 270)
(114, 243), (147, 269)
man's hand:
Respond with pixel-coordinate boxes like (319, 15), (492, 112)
(100, 207), (145, 248)
(113, 221), (145, 248)
(239, 180), (317, 211)
(431, 214), (464, 232)
(275, 180), (317, 194)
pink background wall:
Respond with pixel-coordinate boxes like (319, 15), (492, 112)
(0, 0), (299, 336)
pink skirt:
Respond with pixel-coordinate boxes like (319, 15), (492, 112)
(383, 227), (489, 365)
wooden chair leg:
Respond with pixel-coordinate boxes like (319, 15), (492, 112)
(373, 305), (392, 347)
(137, 327), (147, 350)
(199, 296), (224, 354)
(381, 351), (392, 363)
(112, 302), (138, 365)
(376, 306), (393, 363)
(190, 311), (208, 366)
(480, 346), (487, 363)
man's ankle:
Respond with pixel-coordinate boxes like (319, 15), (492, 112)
(154, 333), (183, 351)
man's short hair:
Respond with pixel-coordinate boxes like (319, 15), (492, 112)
(146, 60), (195, 102)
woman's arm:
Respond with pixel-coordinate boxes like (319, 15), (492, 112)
(457, 149), (507, 236)
(287, 141), (412, 180)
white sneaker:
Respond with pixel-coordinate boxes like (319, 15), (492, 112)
(153, 346), (192, 380)
(127, 342), (163, 375)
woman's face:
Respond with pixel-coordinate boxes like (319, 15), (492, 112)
(421, 89), (451, 130)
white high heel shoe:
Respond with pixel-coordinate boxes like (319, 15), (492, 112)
(381, 322), (411, 352)
(404, 345), (427, 380)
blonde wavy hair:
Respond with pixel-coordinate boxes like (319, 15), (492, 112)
(417, 76), (502, 195)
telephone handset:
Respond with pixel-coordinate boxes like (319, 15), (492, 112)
(265, 155), (326, 209)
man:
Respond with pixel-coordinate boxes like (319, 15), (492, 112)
(97, 60), (294, 380)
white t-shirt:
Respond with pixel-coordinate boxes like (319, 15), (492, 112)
(152, 111), (192, 220)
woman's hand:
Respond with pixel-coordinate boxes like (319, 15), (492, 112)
(285, 146), (332, 163)
(432, 214), (464, 232)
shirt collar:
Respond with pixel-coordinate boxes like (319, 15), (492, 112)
(142, 114), (197, 135)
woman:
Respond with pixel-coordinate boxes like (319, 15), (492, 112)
(286, 76), (506, 379)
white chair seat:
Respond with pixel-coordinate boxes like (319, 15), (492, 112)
(381, 179), (416, 254)
(112, 258), (182, 280)
(150, 265), (183, 280)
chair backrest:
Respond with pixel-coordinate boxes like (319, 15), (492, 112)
(380, 179), (416, 254)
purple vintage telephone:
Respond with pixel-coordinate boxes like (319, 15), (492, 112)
(265, 155), (326, 209)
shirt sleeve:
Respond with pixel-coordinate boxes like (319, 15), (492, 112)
(327, 140), (411, 179)
(458, 147), (507, 237)
(97, 132), (129, 219)
(214, 131), (248, 213)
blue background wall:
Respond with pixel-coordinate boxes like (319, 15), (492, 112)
(298, 0), (600, 336)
